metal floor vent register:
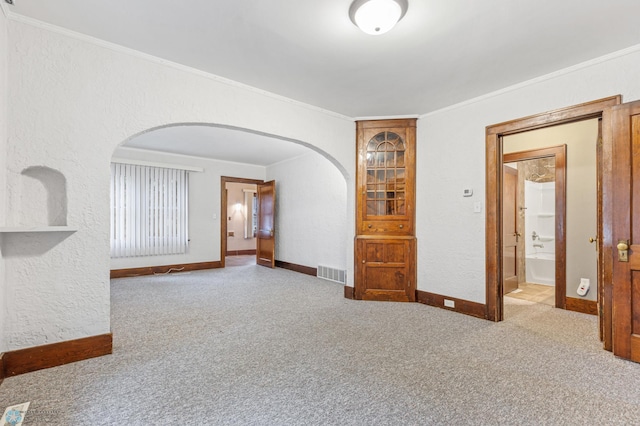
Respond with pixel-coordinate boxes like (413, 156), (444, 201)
(317, 265), (347, 284)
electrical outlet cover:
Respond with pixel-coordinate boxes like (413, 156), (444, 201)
(577, 279), (590, 297)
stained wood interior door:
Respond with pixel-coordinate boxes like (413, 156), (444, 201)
(256, 180), (276, 268)
(612, 101), (640, 362)
(596, 118), (608, 347)
(502, 165), (519, 294)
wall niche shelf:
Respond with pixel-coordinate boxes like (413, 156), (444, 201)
(0, 226), (77, 233)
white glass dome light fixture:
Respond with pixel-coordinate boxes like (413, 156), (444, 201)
(349, 0), (408, 35)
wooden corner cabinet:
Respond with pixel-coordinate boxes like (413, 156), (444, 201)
(354, 119), (417, 302)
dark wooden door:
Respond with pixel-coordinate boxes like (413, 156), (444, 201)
(503, 165), (519, 294)
(355, 236), (416, 302)
(256, 180), (276, 268)
(612, 101), (640, 362)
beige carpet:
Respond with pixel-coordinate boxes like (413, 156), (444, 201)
(1, 265), (639, 425)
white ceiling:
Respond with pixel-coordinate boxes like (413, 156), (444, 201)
(119, 125), (310, 166)
(5, 0), (640, 163)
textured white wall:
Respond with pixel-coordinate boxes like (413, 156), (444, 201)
(416, 46), (640, 304)
(267, 151), (348, 273)
(0, 8), (6, 225)
(4, 19), (354, 351)
(110, 148), (265, 269)
(504, 119), (599, 301)
(0, 7), (8, 351)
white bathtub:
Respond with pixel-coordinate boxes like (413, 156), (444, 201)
(525, 252), (555, 286)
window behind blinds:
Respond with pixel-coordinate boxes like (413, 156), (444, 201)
(110, 163), (189, 258)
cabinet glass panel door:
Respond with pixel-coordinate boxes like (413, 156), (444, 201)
(365, 132), (406, 216)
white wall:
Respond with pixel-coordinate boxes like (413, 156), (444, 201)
(3, 18), (354, 351)
(267, 151), (348, 273)
(0, 6), (8, 351)
(110, 148), (265, 269)
(226, 182), (258, 252)
(0, 8), (6, 225)
(416, 46), (640, 304)
(504, 119), (599, 300)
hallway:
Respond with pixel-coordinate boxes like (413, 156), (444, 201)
(505, 283), (555, 306)
(225, 255), (256, 267)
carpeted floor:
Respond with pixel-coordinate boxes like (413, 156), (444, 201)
(1, 265), (639, 425)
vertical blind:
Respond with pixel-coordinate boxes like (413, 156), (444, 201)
(110, 163), (189, 258)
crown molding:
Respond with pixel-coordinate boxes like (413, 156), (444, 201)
(353, 114), (420, 121)
(0, 2), (9, 19)
(420, 43), (640, 119)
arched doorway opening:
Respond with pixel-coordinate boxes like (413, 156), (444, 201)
(109, 122), (349, 282)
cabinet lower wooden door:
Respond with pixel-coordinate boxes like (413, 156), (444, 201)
(355, 237), (416, 302)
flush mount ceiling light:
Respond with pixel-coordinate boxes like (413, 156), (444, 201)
(349, 0), (408, 35)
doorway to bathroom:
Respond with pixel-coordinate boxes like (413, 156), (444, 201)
(502, 145), (566, 309)
(490, 114), (601, 322)
(502, 119), (599, 316)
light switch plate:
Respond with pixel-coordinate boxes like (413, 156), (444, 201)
(473, 201), (482, 213)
